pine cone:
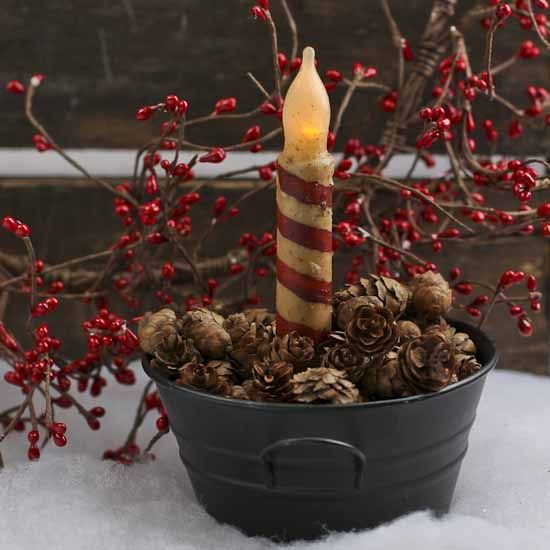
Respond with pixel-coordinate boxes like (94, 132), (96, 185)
(263, 331), (315, 372)
(333, 275), (410, 322)
(177, 362), (229, 395)
(398, 320), (422, 342)
(138, 308), (177, 353)
(336, 296), (383, 330)
(321, 343), (370, 384)
(230, 321), (275, 378)
(250, 361), (294, 402)
(291, 367), (360, 404)
(223, 313), (250, 345)
(244, 308), (276, 326)
(206, 360), (237, 383)
(151, 332), (201, 374)
(361, 351), (413, 400)
(346, 304), (399, 355)
(230, 384), (251, 400)
(399, 332), (455, 393)
(359, 275), (411, 318)
(425, 320), (476, 355)
(455, 353), (481, 380)
(181, 308), (232, 359)
(408, 271), (453, 320)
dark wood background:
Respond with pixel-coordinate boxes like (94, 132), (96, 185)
(1, 0), (548, 153)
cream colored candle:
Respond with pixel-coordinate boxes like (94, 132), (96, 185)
(276, 47), (335, 343)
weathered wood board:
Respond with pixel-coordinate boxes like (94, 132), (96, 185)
(1, 0), (548, 153)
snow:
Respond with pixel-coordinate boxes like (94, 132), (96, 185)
(1, 367), (549, 550)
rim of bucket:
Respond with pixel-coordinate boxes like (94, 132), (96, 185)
(142, 319), (498, 411)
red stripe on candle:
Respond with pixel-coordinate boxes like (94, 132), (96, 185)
(277, 164), (332, 208)
(277, 209), (333, 252)
(276, 313), (328, 343)
(277, 258), (331, 304)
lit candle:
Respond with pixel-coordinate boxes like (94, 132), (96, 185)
(276, 46), (334, 343)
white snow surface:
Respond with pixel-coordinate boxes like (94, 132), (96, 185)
(1, 367), (549, 550)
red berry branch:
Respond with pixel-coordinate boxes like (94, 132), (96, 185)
(1, 0), (549, 466)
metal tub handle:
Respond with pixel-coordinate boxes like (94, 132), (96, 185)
(260, 437), (366, 490)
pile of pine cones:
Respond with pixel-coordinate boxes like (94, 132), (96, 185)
(138, 271), (481, 405)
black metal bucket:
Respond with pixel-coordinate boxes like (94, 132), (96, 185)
(143, 321), (497, 541)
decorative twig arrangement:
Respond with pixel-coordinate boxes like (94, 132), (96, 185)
(1, 0), (549, 465)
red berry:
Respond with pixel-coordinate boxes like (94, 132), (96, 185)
(242, 125), (261, 143)
(87, 418), (101, 430)
(326, 69), (343, 82)
(136, 106), (153, 121)
(214, 97), (237, 114)
(455, 282), (473, 294)
(53, 433), (68, 447)
(145, 173), (158, 196)
(537, 203), (550, 218)
(27, 430), (39, 445)
(527, 275), (537, 291)
(199, 147), (226, 164)
(213, 196), (227, 217)
(517, 316), (533, 336)
(50, 422), (66, 436)
(496, 3), (512, 20)
(156, 415), (169, 431)
(509, 305), (523, 317)
(90, 406), (105, 418)
(28, 446), (40, 461)
(450, 267), (461, 280)
(251, 6), (268, 20)
(164, 94), (179, 112)
(419, 107), (433, 121)
(6, 80), (25, 94)
(161, 261), (175, 280)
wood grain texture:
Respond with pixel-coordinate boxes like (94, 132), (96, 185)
(1, 0), (548, 153)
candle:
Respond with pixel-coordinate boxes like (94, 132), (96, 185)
(276, 46), (334, 343)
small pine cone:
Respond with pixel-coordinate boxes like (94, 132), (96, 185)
(398, 320), (422, 343)
(206, 360), (237, 383)
(455, 353), (481, 380)
(361, 351), (413, 400)
(244, 308), (276, 326)
(346, 304), (399, 355)
(250, 361), (294, 402)
(399, 332), (455, 393)
(138, 308), (177, 353)
(151, 332), (201, 375)
(425, 321), (476, 355)
(321, 343), (370, 384)
(177, 362), (229, 395)
(408, 271), (453, 321)
(333, 285), (365, 313)
(291, 367), (360, 404)
(264, 331), (315, 372)
(336, 296), (383, 330)
(223, 313), (250, 345)
(230, 322), (275, 378)
(359, 275), (411, 318)
(181, 308), (232, 359)
(230, 384), (251, 400)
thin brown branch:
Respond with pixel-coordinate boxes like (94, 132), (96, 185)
(24, 82), (137, 207)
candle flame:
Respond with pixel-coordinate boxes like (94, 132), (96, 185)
(282, 47), (330, 159)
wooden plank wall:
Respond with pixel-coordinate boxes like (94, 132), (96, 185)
(1, 0), (548, 153)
